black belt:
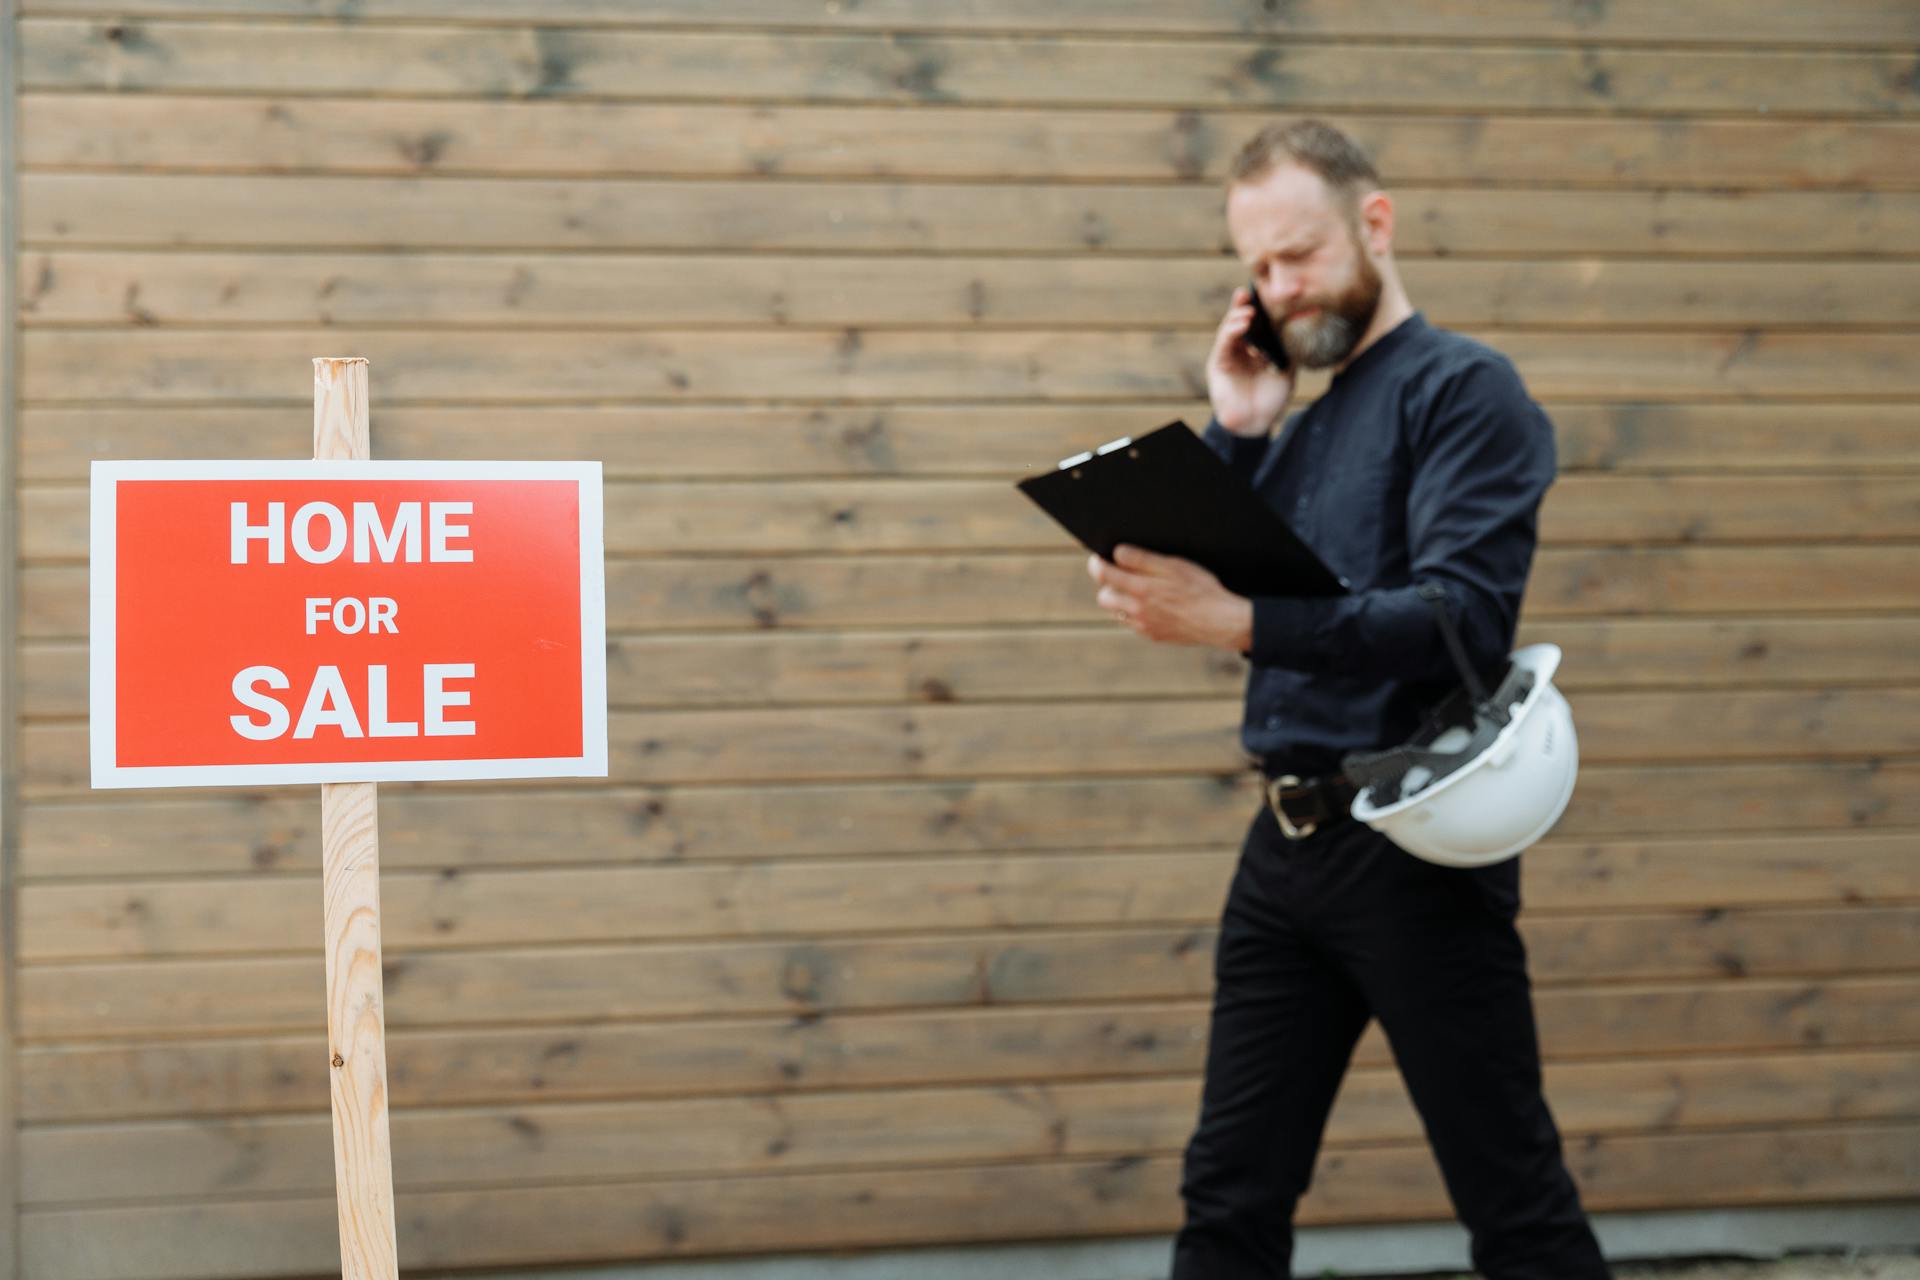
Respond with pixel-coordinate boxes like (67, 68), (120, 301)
(1263, 772), (1358, 841)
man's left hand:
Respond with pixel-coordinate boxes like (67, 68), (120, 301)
(1088, 545), (1253, 652)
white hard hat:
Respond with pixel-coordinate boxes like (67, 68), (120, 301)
(1345, 644), (1578, 868)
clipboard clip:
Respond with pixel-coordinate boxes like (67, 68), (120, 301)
(1057, 437), (1134, 471)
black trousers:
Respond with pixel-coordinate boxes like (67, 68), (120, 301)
(1170, 806), (1609, 1280)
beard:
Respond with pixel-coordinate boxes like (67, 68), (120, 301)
(1282, 245), (1383, 369)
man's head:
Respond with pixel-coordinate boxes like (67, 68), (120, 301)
(1226, 120), (1397, 370)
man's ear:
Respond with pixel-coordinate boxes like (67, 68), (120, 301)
(1358, 190), (1394, 258)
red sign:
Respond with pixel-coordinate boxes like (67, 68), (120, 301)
(91, 461), (607, 788)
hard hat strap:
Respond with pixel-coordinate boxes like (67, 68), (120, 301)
(1416, 580), (1493, 706)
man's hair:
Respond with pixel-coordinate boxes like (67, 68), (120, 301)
(1227, 119), (1382, 214)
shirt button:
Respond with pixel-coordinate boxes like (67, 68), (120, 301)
(1265, 714), (1283, 729)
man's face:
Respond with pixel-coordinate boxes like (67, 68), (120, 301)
(1226, 163), (1384, 369)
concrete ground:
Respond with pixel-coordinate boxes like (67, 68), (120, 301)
(1613, 1257), (1920, 1279)
(1374, 1254), (1920, 1279)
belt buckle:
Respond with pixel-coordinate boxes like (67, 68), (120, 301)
(1266, 774), (1318, 841)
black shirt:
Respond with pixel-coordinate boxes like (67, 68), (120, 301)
(1203, 312), (1556, 778)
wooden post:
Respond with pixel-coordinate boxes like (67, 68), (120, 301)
(313, 357), (400, 1279)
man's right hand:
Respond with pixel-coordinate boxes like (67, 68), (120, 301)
(1207, 286), (1294, 437)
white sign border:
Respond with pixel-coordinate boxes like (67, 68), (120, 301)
(90, 459), (610, 789)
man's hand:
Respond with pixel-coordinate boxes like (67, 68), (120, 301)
(1089, 545), (1253, 652)
(1208, 286), (1294, 437)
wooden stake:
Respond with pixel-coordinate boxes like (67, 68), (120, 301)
(313, 357), (400, 1280)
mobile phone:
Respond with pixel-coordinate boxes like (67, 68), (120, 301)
(1241, 281), (1291, 373)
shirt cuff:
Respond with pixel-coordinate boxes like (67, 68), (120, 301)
(1247, 595), (1338, 668)
(1201, 416), (1271, 476)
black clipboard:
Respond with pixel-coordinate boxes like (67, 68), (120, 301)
(1016, 421), (1347, 599)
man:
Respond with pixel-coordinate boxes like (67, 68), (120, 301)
(1088, 120), (1611, 1279)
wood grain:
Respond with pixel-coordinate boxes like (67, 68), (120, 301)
(18, 906), (1918, 1040)
(313, 358), (400, 1280)
(24, 472), (1920, 562)
(23, 96), (1920, 188)
(19, 402), (1920, 481)
(25, 615), (1920, 718)
(14, 0), (1920, 46)
(20, 1048), (1920, 1204)
(18, 830), (1920, 961)
(19, 327), (1920, 405)
(316, 780), (399, 1280)
(17, 760), (1920, 881)
(18, 1124), (1920, 1279)
(13, 1), (1920, 1267)
(25, 174), (1920, 255)
(22, 251), (1920, 328)
(22, 21), (1920, 115)
(19, 685), (1920, 793)
(18, 975), (1919, 1123)
(25, 547), (1920, 639)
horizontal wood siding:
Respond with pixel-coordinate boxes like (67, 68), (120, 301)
(7, 2), (1917, 1277)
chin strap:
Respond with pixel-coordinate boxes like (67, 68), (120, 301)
(1341, 584), (1534, 807)
(1416, 581), (1505, 721)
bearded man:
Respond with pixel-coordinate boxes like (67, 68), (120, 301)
(1087, 120), (1613, 1279)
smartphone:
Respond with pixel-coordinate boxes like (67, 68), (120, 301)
(1241, 281), (1291, 374)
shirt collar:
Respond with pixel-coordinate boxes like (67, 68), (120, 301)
(1330, 310), (1425, 386)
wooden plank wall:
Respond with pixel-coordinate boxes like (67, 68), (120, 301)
(6, 2), (1920, 1276)
(2, 3), (24, 1279)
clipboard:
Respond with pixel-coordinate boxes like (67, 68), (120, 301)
(1016, 421), (1347, 599)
